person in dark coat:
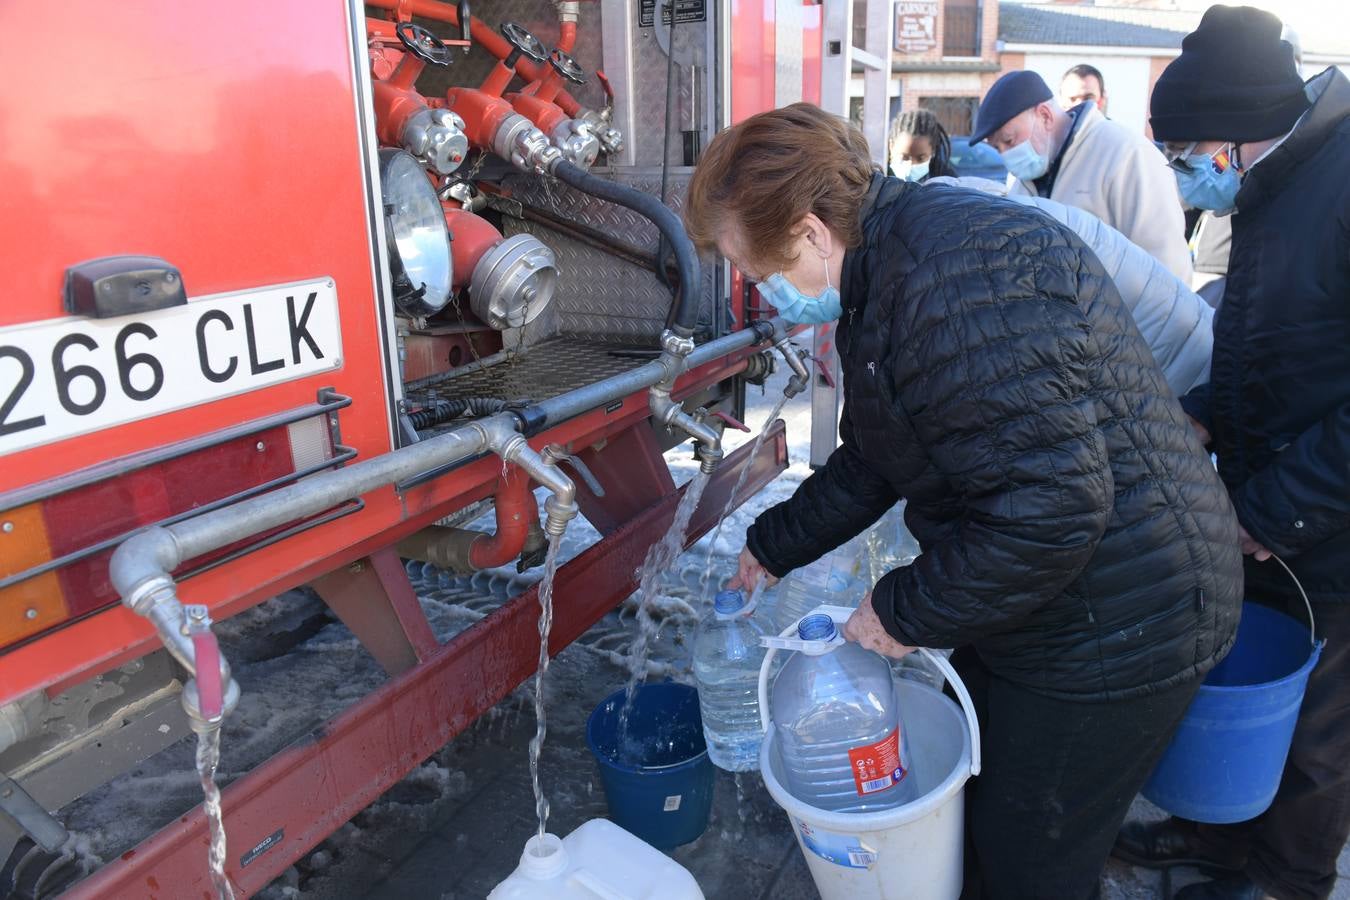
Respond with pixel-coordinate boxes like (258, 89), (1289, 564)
(685, 102), (1243, 899)
(1115, 8), (1350, 900)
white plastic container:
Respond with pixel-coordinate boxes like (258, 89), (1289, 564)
(488, 818), (704, 900)
(758, 606), (981, 900)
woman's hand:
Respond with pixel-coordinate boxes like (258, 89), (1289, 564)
(727, 545), (780, 591)
(843, 593), (916, 659)
(1238, 525), (1273, 561)
(1187, 415), (1212, 447)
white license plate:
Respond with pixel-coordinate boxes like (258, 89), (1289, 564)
(0, 278), (342, 457)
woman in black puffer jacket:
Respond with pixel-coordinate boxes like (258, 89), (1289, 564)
(687, 104), (1243, 899)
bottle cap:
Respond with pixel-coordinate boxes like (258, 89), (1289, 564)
(713, 589), (747, 615)
(797, 613), (838, 642)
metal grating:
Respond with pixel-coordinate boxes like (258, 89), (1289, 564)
(403, 338), (656, 410)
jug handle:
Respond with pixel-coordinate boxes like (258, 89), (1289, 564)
(758, 605), (981, 777)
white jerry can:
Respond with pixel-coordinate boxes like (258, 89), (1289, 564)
(488, 818), (704, 900)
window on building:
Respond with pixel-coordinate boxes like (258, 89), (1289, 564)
(921, 96), (979, 136)
(942, 0), (980, 57)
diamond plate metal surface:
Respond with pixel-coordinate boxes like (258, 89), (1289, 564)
(404, 338), (653, 410)
(496, 167), (719, 345)
(631, 22), (708, 166)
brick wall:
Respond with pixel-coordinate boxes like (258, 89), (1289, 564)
(1144, 54), (1172, 139)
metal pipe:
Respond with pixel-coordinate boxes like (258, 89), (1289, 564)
(774, 336), (812, 398)
(397, 525), (482, 573)
(107, 412), (579, 732)
(550, 160), (701, 338)
(519, 318), (782, 433)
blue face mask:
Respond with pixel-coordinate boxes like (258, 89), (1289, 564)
(894, 159), (930, 182)
(756, 258), (842, 325)
(1173, 145), (1242, 215)
(1001, 137), (1049, 181)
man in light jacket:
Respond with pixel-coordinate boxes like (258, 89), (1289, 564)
(972, 70), (1193, 283)
(931, 175), (1213, 397)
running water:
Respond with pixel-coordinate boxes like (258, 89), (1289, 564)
(698, 395), (791, 598)
(616, 471), (712, 738)
(195, 727), (235, 900)
(529, 534), (565, 839)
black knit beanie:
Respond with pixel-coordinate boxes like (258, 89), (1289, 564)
(1150, 5), (1309, 143)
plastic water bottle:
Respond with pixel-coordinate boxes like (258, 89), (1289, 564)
(771, 613), (919, 812)
(773, 536), (869, 633)
(861, 501), (921, 587)
(693, 589), (767, 772)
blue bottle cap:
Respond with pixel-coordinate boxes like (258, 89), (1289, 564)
(713, 589), (746, 614)
(798, 613), (838, 641)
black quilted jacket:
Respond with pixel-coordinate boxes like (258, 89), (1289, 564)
(1180, 69), (1350, 607)
(747, 176), (1244, 701)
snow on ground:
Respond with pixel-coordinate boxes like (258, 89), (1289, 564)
(51, 364), (1350, 900)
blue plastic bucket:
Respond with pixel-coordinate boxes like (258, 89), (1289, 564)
(586, 682), (715, 850)
(1143, 601), (1322, 824)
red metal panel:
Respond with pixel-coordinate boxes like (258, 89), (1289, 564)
(0, 0), (395, 493)
(731, 0), (778, 124)
(310, 548), (439, 675)
(61, 421), (788, 899)
(801, 0), (823, 105)
(573, 424), (676, 536)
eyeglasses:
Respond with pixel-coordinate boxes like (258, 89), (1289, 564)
(1164, 141), (1241, 176)
(1163, 141), (1201, 174)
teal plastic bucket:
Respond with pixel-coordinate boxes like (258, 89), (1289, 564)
(1143, 600), (1322, 824)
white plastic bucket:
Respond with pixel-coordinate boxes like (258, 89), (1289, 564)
(757, 606), (981, 900)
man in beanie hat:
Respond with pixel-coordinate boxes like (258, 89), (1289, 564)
(1115, 7), (1350, 900)
(971, 69), (1191, 282)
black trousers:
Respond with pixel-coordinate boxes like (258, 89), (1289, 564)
(1191, 601), (1350, 900)
(952, 648), (1202, 900)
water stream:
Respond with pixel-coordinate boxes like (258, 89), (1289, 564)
(194, 727), (235, 900)
(528, 534), (565, 839)
(697, 394), (790, 599)
(616, 471), (712, 739)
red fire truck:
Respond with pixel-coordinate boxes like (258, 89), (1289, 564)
(0, 0), (895, 894)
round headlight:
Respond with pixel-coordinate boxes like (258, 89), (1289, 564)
(379, 149), (452, 318)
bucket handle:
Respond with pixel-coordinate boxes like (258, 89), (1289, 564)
(757, 605), (982, 777)
(1270, 553), (1317, 647)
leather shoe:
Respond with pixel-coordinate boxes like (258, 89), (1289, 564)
(1111, 818), (1244, 870)
(1175, 874), (1273, 900)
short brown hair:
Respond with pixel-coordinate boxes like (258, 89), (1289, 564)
(685, 103), (877, 271)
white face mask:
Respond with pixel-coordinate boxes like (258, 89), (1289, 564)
(1001, 136), (1049, 181)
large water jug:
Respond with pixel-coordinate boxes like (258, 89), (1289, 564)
(773, 536), (869, 633)
(771, 613), (919, 812)
(693, 589), (767, 772)
(488, 818), (704, 899)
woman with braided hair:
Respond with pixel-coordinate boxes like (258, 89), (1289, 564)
(887, 108), (956, 182)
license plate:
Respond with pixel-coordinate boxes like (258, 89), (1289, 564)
(0, 278), (342, 457)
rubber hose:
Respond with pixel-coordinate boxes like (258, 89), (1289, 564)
(408, 397), (508, 430)
(551, 161), (700, 338)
